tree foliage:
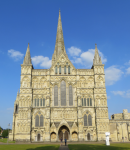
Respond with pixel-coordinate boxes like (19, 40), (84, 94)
(2, 129), (8, 138)
(0, 126), (3, 134)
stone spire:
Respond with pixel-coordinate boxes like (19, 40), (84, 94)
(52, 10), (66, 64)
(23, 43), (32, 65)
(93, 44), (102, 65)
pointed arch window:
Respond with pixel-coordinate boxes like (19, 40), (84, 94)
(59, 66), (61, 74)
(55, 66), (57, 74)
(54, 85), (58, 106)
(68, 66), (70, 74)
(61, 80), (66, 106)
(35, 114), (44, 127)
(37, 98), (39, 106)
(40, 115), (44, 127)
(40, 99), (42, 106)
(82, 98), (87, 106)
(84, 114), (87, 126)
(69, 85), (73, 106)
(64, 66), (66, 74)
(87, 98), (89, 106)
(35, 115), (39, 127)
(84, 113), (92, 126)
(88, 114), (92, 126)
(43, 98), (45, 106)
(82, 98), (83, 106)
(90, 98), (92, 106)
(87, 97), (92, 106)
(35, 99), (36, 107)
(84, 98), (86, 106)
(15, 104), (19, 114)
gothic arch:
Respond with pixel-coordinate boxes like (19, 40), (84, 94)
(82, 110), (92, 116)
(34, 111), (44, 117)
(59, 77), (67, 83)
(88, 76), (94, 81)
(40, 77), (46, 82)
(22, 76), (30, 82)
(58, 121), (70, 132)
(96, 75), (103, 81)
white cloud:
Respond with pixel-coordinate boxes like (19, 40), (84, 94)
(126, 67), (130, 75)
(111, 90), (130, 98)
(68, 46), (81, 56)
(125, 60), (130, 65)
(7, 107), (14, 111)
(111, 91), (125, 96)
(105, 66), (124, 86)
(107, 96), (111, 99)
(31, 56), (52, 68)
(8, 49), (24, 61)
(68, 47), (107, 68)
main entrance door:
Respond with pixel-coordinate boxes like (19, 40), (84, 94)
(59, 131), (63, 140)
(58, 125), (70, 140)
(37, 134), (40, 141)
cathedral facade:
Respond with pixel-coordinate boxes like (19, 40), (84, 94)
(9, 11), (130, 142)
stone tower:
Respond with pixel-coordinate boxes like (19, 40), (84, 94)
(93, 44), (109, 141)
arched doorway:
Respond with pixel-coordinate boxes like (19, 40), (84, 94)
(51, 132), (56, 141)
(58, 125), (70, 140)
(87, 133), (90, 140)
(37, 134), (40, 141)
(72, 131), (78, 141)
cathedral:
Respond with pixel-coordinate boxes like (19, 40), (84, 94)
(9, 10), (130, 142)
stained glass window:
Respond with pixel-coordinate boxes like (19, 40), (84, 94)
(43, 98), (45, 106)
(35, 115), (39, 127)
(37, 98), (39, 107)
(59, 66), (61, 74)
(55, 66), (57, 74)
(64, 66), (66, 74)
(69, 85), (73, 106)
(90, 98), (92, 106)
(61, 81), (66, 106)
(84, 114), (87, 126)
(54, 85), (58, 106)
(68, 66), (70, 74)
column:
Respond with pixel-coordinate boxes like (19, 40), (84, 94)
(41, 136), (43, 141)
(35, 136), (37, 141)
(63, 133), (64, 140)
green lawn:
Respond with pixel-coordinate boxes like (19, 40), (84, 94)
(0, 144), (60, 150)
(68, 143), (130, 150)
(0, 138), (15, 143)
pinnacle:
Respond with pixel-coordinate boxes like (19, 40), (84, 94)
(23, 43), (32, 65)
(93, 44), (102, 65)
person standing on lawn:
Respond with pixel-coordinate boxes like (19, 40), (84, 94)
(65, 138), (67, 146)
(60, 137), (62, 146)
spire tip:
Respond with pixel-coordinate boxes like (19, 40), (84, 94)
(95, 43), (97, 49)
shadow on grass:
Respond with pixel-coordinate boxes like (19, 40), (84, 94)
(26, 145), (60, 150)
(68, 143), (130, 150)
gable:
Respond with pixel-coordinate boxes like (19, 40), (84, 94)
(50, 52), (76, 74)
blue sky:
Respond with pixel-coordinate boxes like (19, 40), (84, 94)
(0, 0), (130, 129)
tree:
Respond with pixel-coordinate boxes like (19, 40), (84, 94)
(2, 129), (8, 138)
(0, 126), (3, 135)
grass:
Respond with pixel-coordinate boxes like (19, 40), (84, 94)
(68, 143), (130, 150)
(0, 138), (15, 143)
(0, 144), (60, 150)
